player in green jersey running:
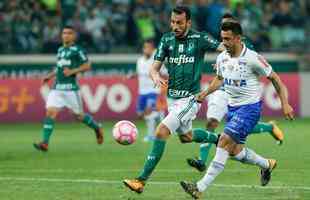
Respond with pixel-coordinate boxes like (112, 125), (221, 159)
(33, 26), (103, 152)
(123, 6), (223, 193)
(187, 13), (285, 172)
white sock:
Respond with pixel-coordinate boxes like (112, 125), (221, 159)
(144, 111), (159, 136)
(197, 147), (229, 192)
(234, 148), (269, 169)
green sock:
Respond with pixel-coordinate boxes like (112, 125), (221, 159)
(192, 128), (218, 144)
(82, 114), (100, 130)
(42, 117), (54, 144)
(199, 143), (213, 163)
(138, 138), (166, 181)
(250, 122), (273, 134)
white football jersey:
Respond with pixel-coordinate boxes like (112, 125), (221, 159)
(137, 52), (159, 95)
(216, 44), (273, 106)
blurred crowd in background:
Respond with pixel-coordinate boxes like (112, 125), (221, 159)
(0, 0), (309, 54)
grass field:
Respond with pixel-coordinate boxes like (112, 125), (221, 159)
(0, 118), (309, 200)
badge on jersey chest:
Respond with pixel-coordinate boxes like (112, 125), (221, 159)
(178, 44), (184, 53)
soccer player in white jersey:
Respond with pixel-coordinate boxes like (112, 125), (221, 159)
(180, 21), (294, 199)
(135, 39), (162, 142)
(187, 13), (285, 173)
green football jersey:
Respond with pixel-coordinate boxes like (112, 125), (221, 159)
(154, 29), (219, 99)
(53, 44), (88, 90)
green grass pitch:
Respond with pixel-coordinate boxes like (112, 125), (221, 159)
(0, 118), (309, 200)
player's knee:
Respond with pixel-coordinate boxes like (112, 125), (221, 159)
(74, 114), (84, 121)
(155, 123), (170, 140)
(218, 133), (241, 155)
(46, 109), (58, 119)
(144, 107), (152, 116)
(179, 135), (192, 143)
(206, 118), (219, 131)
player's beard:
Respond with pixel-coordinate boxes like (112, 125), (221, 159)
(175, 28), (189, 39)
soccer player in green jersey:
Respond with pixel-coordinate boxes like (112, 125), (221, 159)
(123, 6), (223, 193)
(186, 13), (285, 172)
(33, 26), (103, 152)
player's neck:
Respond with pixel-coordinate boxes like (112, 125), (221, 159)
(63, 42), (74, 47)
(231, 43), (244, 57)
(177, 28), (190, 39)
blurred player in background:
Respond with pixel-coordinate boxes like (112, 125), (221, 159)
(186, 13), (285, 172)
(123, 6), (223, 193)
(33, 26), (103, 152)
(180, 21), (294, 199)
(135, 39), (162, 142)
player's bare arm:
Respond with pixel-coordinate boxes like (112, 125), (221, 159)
(149, 60), (167, 88)
(63, 62), (91, 77)
(268, 72), (294, 120)
(42, 71), (56, 84)
(196, 75), (223, 102)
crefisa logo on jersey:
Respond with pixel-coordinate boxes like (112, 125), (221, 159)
(57, 59), (71, 67)
(168, 55), (195, 65)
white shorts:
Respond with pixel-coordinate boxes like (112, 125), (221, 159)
(206, 89), (229, 122)
(162, 96), (201, 135)
(46, 90), (83, 114)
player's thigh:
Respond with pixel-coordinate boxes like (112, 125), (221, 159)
(206, 90), (228, 122)
(177, 122), (193, 143)
(63, 90), (84, 115)
(155, 122), (171, 140)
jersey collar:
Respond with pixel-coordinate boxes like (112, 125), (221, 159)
(226, 43), (247, 58)
(240, 43), (247, 57)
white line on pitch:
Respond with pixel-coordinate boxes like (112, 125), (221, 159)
(0, 168), (309, 173)
(0, 177), (309, 191)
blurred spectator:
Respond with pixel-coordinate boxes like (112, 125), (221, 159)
(42, 17), (60, 53)
(192, 0), (208, 32)
(270, 0), (305, 49)
(205, 0), (228, 39)
(0, 0), (309, 54)
(59, 0), (77, 26)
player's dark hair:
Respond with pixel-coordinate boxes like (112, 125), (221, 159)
(144, 38), (155, 47)
(62, 25), (75, 31)
(172, 5), (191, 20)
(222, 13), (235, 20)
(221, 21), (243, 35)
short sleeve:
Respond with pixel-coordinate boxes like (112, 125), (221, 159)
(154, 35), (168, 62)
(77, 48), (88, 64)
(215, 55), (223, 77)
(251, 54), (273, 77)
(200, 33), (220, 51)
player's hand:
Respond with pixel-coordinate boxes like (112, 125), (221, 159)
(42, 76), (50, 85)
(196, 91), (208, 103)
(63, 67), (73, 77)
(282, 103), (294, 120)
(211, 63), (217, 71)
(153, 74), (167, 88)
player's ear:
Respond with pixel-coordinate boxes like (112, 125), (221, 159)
(187, 19), (192, 27)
